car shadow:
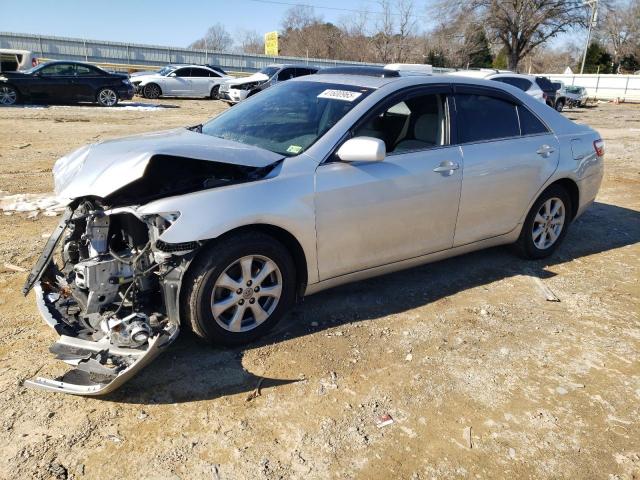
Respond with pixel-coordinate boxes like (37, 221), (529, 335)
(106, 201), (640, 404)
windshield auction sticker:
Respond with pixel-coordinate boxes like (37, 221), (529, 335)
(317, 89), (362, 102)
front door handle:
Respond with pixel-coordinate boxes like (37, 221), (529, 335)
(536, 145), (555, 157)
(433, 161), (460, 173)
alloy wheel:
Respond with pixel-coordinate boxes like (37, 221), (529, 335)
(98, 89), (117, 106)
(211, 255), (282, 333)
(532, 197), (565, 250)
(0, 86), (17, 105)
(145, 84), (160, 99)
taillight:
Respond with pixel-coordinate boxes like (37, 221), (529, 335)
(593, 139), (605, 157)
(31, 58), (37, 67)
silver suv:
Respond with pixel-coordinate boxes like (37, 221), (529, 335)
(23, 68), (604, 395)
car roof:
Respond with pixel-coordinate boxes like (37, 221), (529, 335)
(295, 72), (555, 92)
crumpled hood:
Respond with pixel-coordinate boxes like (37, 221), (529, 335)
(53, 128), (283, 200)
(225, 72), (269, 87)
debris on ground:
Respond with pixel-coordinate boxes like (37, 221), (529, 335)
(376, 414), (394, 428)
(463, 426), (473, 448)
(3, 263), (27, 273)
(529, 275), (561, 302)
(246, 378), (265, 402)
(0, 192), (65, 216)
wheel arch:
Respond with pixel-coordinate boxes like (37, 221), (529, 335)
(547, 178), (579, 221)
(189, 223), (309, 300)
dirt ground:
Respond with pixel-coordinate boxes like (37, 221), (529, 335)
(0, 98), (638, 480)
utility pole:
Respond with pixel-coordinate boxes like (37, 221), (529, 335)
(580, 0), (599, 74)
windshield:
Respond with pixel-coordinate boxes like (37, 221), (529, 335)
(259, 66), (280, 77)
(202, 81), (373, 156)
(158, 66), (174, 76)
(565, 86), (583, 94)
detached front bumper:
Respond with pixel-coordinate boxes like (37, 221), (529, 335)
(25, 281), (179, 395)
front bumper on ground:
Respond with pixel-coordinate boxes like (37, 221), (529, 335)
(25, 281), (179, 395)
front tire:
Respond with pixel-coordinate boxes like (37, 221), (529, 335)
(143, 83), (161, 99)
(183, 232), (296, 346)
(516, 185), (572, 259)
(210, 85), (220, 99)
(555, 100), (565, 112)
(97, 88), (118, 107)
(0, 85), (19, 105)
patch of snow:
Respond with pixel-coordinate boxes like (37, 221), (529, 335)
(0, 191), (66, 217)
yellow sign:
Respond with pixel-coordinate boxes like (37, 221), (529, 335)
(264, 31), (279, 56)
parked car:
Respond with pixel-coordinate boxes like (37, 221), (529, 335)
(564, 85), (588, 107)
(131, 64), (231, 99)
(551, 81), (569, 111)
(218, 64), (318, 104)
(0, 60), (134, 106)
(0, 49), (36, 72)
(451, 70), (546, 103)
(23, 67), (604, 395)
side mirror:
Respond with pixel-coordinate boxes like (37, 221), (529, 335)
(336, 137), (386, 162)
(168, 72), (176, 77)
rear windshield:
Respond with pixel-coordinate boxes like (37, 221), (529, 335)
(202, 81), (373, 156)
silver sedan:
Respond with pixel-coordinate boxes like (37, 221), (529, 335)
(23, 68), (604, 395)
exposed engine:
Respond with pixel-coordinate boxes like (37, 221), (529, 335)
(23, 200), (193, 395)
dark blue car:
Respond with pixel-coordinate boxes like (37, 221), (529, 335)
(0, 60), (134, 107)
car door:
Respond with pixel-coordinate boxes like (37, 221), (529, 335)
(315, 87), (463, 280)
(72, 64), (102, 101)
(189, 67), (214, 96)
(30, 63), (76, 102)
(452, 86), (560, 247)
(165, 67), (191, 96)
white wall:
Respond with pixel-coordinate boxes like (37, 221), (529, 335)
(546, 73), (640, 101)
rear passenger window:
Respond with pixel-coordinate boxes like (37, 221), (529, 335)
(517, 105), (548, 135)
(455, 94), (519, 143)
(492, 77), (531, 91)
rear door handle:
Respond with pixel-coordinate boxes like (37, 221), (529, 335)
(433, 161), (460, 173)
(536, 145), (555, 157)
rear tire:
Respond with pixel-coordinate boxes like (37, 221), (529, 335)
(183, 232), (296, 346)
(515, 185), (572, 259)
(96, 88), (118, 107)
(143, 83), (161, 99)
(0, 85), (19, 105)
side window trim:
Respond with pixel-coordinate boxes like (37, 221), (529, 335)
(323, 84), (454, 164)
(451, 86), (524, 146)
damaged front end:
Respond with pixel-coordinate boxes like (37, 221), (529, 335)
(22, 200), (194, 395)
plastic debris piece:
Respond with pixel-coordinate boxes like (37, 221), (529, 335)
(463, 426), (473, 448)
(3, 263), (27, 272)
(376, 414), (394, 428)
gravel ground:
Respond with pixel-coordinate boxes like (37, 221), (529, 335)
(0, 99), (638, 480)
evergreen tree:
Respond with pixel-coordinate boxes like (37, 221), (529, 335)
(581, 42), (614, 73)
(463, 27), (493, 68)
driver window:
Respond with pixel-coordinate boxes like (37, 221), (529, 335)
(354, 93), (448, 154)
(174, 68), (190, 77)
(277, 68), (294, 81)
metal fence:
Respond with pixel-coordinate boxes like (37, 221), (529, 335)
(0, 31), (385, 73)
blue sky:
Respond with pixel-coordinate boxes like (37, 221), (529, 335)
(1, 0), (440, 47)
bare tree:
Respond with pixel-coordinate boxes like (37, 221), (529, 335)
(190, 23), (233, 52)
(440, 0), (588, 71)
(371, 0), (396, 62)
(601, 0), (640, 69)
(396, 0), (418, 62)
(236, 29), (263, 54)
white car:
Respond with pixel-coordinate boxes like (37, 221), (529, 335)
(131, 64), (232, 99)
(450, 70), (546, 103)
(218, 64), (318, 104)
